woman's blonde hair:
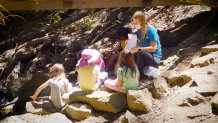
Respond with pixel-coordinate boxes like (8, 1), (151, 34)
(48, 63), (66, 78)
(132, 11), (147, 39)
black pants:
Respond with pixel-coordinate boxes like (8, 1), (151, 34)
(135, 51), (160, 75)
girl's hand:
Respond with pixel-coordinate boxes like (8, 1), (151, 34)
(30, 95), (36, 101)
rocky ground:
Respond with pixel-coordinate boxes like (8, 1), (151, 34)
(0, 5), (218, 123)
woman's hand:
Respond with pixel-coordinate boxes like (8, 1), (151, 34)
(131, 47), (138, 54)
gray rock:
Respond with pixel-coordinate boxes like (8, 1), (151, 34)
(69, 91), (127, 113)
(1, 113), (71, 123)
(201, 44), (218, 56)
(172, 87), (205, 106)
(127, 89), (152, 112)
(159, 32), (181, 47)
(191, 51), (218, 68)
(117, 12), (128, 22)
(26, 100), (58, 115)
(151, 76), (169, 99)
(113, 110), (142, 123)
(161, 70), (180, 85)
(211, 93), (218, 110)
(64, 103), (92, 120)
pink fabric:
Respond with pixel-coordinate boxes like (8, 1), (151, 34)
(94, 58), (105, 71)
(104, 80), (120, 92)
(77, 58), (89, 68)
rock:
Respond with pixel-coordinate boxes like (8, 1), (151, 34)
(185, 103), (211, 120)
(211, 93), (218, 110)
(62, 86), (82, 104)
(26, 100), (57, 115)
(1, 113), (71, 123)
(192, 74), (218, 95)
(127, 89), (152, 112)
(151, 76), (169, 99)
(180, 73), (192, 84)
(69, 91), (127, 113)
(117, 12), (129, 22)
(162, 58), (218, 89)
(172, 87), (205, 106)
(113, 110), (142, 123)
(10, 72), (49, 98)
(191, 51), (218, 68)
(64, 103), (92, 120)
(201, 44), (218, 56)
(159, 32), (182, 47)
(181, 64), (218, 95)
(161, 70), (180, 85)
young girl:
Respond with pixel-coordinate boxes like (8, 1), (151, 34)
(30, 63), (69, 109)
(104, 51), (139, 93)
(77, 49), (106, 91)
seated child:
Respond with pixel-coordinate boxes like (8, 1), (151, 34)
(104, 51), (139, 93)
(105, 27), (131, 72)
(30, 64), (69, 109)
(77, 49), (106, 91)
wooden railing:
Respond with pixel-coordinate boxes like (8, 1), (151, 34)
(0, 0), (217, 11)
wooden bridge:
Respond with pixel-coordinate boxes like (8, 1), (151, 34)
(0, 0), (218, 11)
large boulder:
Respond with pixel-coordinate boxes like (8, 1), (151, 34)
(62, 86), (82, 104)
(10, 72), (49, 98)
(113, 110), (142, 123)
(64, 103), (92, 120)
(201, 44), (218, 56)
(69, 91), (127, 113)
(26, 99), (57, 115)
(159, 32), (182, 47)
(1, 113), (71, 123)
(172, 87), (205, 106)
(127, 89), (152, 112)
(151, 76), (169, 99)
(181, 64), (218, 95)
(191, 51), (218, 68)
(211, 93), (218, 110)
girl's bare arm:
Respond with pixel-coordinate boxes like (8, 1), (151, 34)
(30, 81), (49, 101)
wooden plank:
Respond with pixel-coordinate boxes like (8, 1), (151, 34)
(0, 0), (186, 11)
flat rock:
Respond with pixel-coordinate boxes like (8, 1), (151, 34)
(201, 44), (218, 56)
(64, 103), (92, 120)
(127, 89), (152, 112)
(151, 76), (169, 99)
(62, 86), (82, 104)
(1, 113), (71, 123)
(211, 93), (218, 110)
(26, 100), (58, 115)
(113, 110), (142, 123)
(191, 51), (218, 68)
(172, 87), (205, 106)
(181, 64), (218, 94)
(69, 91), (127, 113)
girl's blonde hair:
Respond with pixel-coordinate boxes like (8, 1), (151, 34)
(48, 63), (66, 78)
(132, 11), (147, 39)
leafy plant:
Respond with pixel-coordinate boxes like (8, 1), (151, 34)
(81, 19), (93, 31)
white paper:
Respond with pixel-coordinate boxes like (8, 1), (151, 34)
(124, 34), (137, 52)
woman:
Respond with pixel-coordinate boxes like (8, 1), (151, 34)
(104, 51), (139, 93)
(30, 64), (69, 109)
(131, 11), (162, 76)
